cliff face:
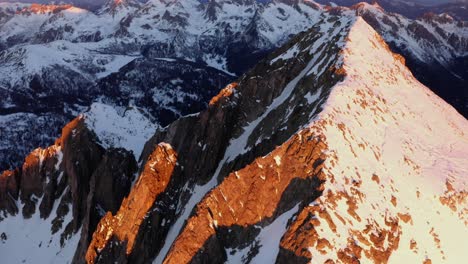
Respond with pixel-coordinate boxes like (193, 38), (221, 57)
(87, 15), (468, 264)
(0, 116), (138, 263)
(86, 143), (178, 263)
(87, 11), (354, 264)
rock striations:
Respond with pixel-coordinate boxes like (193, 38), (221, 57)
(1, 4), (467, 264)
(88, 14), (467, 264)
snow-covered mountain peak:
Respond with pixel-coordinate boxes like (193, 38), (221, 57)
(299, 17), (468, 263)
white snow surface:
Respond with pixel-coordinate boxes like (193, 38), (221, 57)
(0, 191), (80, 264)
(84, 102), (158, 158)
(226, 204), (300, 264)
(303, 17), (468, 263)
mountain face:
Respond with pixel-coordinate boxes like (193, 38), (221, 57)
(0, 1), (467, 174)
(352, 3), (468, 118)
(0, 0), (323, 171)
(1, 5), (467, 264)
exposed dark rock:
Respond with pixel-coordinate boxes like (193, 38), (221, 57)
(86, 143), (177, 264)
(0, 169), (21, 217)
(73, 148), (137, 264)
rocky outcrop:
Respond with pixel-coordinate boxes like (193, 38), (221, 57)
(0, 115), (138, 263)
(73, 147), (137, 264)
(18, 145), (62, 218)
(60, 117), (105, 231)
(0, 169), (20, 217)
(86, 143), (177, 264)
(163, 131), (327, 263)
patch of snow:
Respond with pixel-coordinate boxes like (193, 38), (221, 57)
(0, 191), (80, 264)
(232, 204), (299, 264)
(84, 102), (158, 159)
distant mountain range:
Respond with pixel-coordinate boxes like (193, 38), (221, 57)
(1, 0), (468, 16)
(0, 0), (467, 173)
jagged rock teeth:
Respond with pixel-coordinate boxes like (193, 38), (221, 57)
(0, 115), (139, 263)
(86, 143), (178, 264)
(163, 131), (327, 264)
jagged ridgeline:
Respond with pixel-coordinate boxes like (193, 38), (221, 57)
(1, 4), (467, 264)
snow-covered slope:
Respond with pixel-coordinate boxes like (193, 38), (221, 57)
(85, 13), (468, 264)
(352, 2), (468, 117)
(352, 2), (468, 65)
(303, 17), (468, 263)
(84, 102), (158, 158)
(0, 187), (80, 264)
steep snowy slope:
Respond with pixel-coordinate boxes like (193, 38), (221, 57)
(293, 17), (468, 263)
(1, 116), (139, 264)
(86, 14), (468, 264)
(352, 2), (468, 116)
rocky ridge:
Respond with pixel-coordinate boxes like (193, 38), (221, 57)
(87, 13), (467, 264)
(0, 116), (138, 263)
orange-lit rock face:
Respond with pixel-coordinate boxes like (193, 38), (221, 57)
(209, 82), (238, 106)
(19, 143), (63, 219)
(162, 130), (327, 264)
(439, 180), (468, 225)
(21, 147), (59, 196)
(86, 143), (178, 263)
(0, 170), (19, 197)
(16, 4), (72, 15)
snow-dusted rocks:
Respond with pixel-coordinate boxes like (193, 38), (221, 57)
(91, 13), (467, 264)
(0, 116), (138, 264)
